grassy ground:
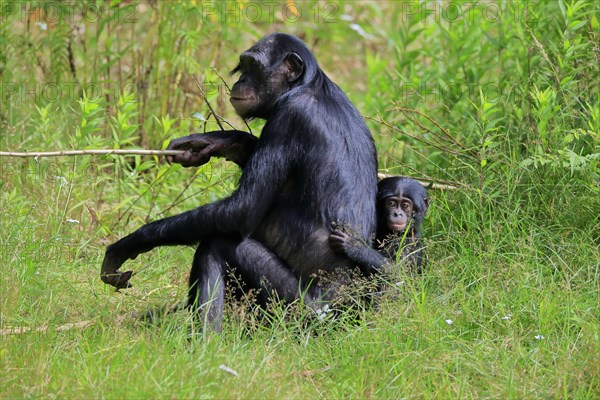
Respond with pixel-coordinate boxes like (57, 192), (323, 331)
(1, 1), (598, 398)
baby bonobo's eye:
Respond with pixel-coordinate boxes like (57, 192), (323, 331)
(386, 199), (398, 208)
(401, 200), (411, 211)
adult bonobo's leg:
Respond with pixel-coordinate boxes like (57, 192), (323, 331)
(188, 239), (228, 332)
(188, 238), (305, 330)
(233, 239), (306, 304)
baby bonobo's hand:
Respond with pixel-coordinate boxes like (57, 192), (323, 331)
(330, 228), (365, 260)
(329, 229), (352, 255)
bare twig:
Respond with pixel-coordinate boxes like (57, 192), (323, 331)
(190, 74), (226, 131)
(1, 320), (94, 335)
(377, 173), (463, 190)
(0, 150), (184, 157)
(0, 151), (464, 190)
(213, 67), (254, 135)
(394, 107), (472, 154)
(526, 26), (561, 86)
(366, 115), (466, 157)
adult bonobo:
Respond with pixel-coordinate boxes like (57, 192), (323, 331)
(100, 33), (378, 330)
(330, 177), (429, 274)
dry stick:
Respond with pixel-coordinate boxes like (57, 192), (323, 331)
(366, 116), (466, 157)
(399, 111), (478, 160)
(394, 107), (473, 154)
(190, 74), (226, 131)
(1, 320), (94, 335)
(526, 26), (561, 86)
(380, 159), (463, 189)
(377, 172), (460, 191)
(0, 151), (461, 190)
(0, 149), (184, 157)
(213, 68), (254, 135)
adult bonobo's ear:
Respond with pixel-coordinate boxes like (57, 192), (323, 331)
(284, 52), (304, 82)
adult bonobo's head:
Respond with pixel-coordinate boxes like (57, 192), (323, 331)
(229, 33), (321, 119)
(377, 177), (429, 237)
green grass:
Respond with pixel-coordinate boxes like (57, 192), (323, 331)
(1, 1), (599, 398)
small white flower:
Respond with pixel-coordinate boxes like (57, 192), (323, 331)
(445, 319), (453, 325)
(534, 335), (545, 340)
(35, 22), (48, 31)
(315, 304), (332, 321)
(218, 364), (238, 377)
(55, 176), (68, 187)
(395, 281), (405, 286)
(66, 218), (80, 224)
(501, 314), (512, 320)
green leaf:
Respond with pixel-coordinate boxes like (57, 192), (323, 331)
(558, 0), (567, 20)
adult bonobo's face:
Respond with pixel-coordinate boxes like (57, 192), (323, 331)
(230, 35), (304, 119)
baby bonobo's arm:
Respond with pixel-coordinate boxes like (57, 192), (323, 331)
(329, 229), (387, 275)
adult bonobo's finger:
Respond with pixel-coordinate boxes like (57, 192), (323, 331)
(167, 150), (209, 167)
(167, 135), (214, 167)
(167, 134), (211, 152)
(101, 249), (133, 289)
(100, 270), (134, 289)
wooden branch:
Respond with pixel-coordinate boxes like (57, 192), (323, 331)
(0, 149), (184, 157)
(0, 150), (464, 190)
(1, 320), (94, 335)
(377, 173), (464, 191)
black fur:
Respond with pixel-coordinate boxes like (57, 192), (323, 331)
(100, 33), (378, 331)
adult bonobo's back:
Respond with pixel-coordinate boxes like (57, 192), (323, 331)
(100, 33), (378, 307)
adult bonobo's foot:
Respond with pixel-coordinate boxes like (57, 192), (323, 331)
(100, 245), (134, 289)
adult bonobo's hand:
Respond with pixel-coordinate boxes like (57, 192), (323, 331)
(100, 243), (134, 289)
(166, 131), (258, 168)
(166, 133), (215, 167)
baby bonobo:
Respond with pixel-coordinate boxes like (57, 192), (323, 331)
(330, 177), (429, 275)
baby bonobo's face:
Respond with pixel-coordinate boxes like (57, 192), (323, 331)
(383, 195), (413, 233)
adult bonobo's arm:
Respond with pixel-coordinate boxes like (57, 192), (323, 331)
(329, 229), (387, 275)
(101, 134), (293, 288)
(166, 130), (257, 168)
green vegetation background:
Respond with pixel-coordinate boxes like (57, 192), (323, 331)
(0, 1), (598, 398)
